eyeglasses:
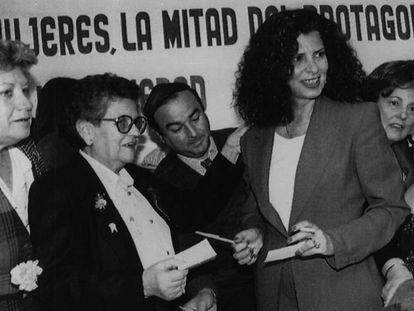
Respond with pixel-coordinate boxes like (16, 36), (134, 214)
(98, 115), (147, 134)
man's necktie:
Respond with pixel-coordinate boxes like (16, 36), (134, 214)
(200, 158), (213, 170)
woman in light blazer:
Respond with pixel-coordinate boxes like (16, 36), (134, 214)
(233, 9), (409, 311)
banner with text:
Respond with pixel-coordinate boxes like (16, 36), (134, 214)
(1, 0), (413, 156)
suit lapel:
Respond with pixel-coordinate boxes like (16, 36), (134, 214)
(250, 127), (288, 236)
(289, 97), (341, 227)
(392, 139), (414, 186)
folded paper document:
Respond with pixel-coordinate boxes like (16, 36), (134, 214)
(175, 239), (217, 270)
(265, 241), (306, 262)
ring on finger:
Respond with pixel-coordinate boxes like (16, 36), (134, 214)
(312, 238), (320, 249)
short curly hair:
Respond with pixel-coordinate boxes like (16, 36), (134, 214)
(234, 9), (366, 127)
(0, 39), (37, 87)
(0, 40), (37, 70)
(362, 60), (414, 102)
(67, 73), (140, 148)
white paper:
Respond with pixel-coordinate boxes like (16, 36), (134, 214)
(264, 241), (306, 262)
(174, 239), (217, 270)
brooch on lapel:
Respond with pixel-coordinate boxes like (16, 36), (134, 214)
(109, 223), (118, 234)
(402, 171), (407, 183)
(10, 259), (43, 292)
(95, 193), (107, 211)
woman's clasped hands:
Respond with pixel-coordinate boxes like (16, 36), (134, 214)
(142, 257), (188, 301)
(288, 220), (334, 257)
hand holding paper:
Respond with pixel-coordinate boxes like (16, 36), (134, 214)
(142, 257), (188, 301)
(174, 239), (217, 270)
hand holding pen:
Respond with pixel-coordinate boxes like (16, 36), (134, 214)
(287, 220), (334, 256)
(195, 229), (263, 265)
(232, 228), (263, 265)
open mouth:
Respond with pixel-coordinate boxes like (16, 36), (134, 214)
(302, 77), (320, 88)
(390, 123), (404, 130)
(123, 141), (137, 148)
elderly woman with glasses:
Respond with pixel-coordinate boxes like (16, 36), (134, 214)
(28, 73), (216, 311)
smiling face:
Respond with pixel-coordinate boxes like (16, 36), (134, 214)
(377, 87), (414, 142)
(0, 67), (33, 149)
(86, 98), (140, 172)
(154, 90), (211, 158)
(288, 31), (328, 106)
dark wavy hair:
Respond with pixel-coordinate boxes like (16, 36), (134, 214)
(67, 73), (140, 148)
(234, 9), (366, 126)
(362, 60), (414, 102)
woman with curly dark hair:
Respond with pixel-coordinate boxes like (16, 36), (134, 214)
(232, 9), (409, 311)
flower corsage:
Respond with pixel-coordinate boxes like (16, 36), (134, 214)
(95, 193), (107, 211)
(10, 259), (43, 292)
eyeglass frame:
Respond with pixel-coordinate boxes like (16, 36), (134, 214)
(95, 115), (148, 134)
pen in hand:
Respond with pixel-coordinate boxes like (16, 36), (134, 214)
(195, 231), (234, 244)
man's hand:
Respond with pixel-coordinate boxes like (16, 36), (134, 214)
(221, 125), (249, 164)
(181, 288), (217, 311)
(233, 228), (263, 265)
(382, 262), (413, 306)
(142, 257), (188, 301)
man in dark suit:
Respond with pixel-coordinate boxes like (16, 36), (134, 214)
(143, 82), (258, 311)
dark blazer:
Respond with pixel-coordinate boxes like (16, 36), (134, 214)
(392, 139), (414, 187)
(154, 128), (256, 311)
(241, 97), (409, 311)
(154, 128), (245, 234)
(28, 154), (204, 311)
(376, 139), (414, 272)
(0, 139), (45, 311)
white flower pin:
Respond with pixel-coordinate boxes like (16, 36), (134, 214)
(10, 259), (43, 292)
(95, 193), (107, 211)
(109, 223), (118, 233)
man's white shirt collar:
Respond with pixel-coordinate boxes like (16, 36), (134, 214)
(177, 136), (218, 175)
